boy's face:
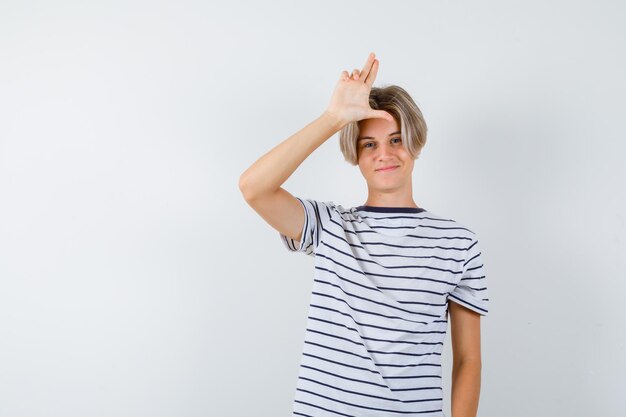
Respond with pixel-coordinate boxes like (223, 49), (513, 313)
(356, 117), (415, 191)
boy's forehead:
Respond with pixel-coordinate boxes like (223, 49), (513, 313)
(358, 118), (399, 139)
(357, 129), (401, 141)
(357, 130), (401, 142)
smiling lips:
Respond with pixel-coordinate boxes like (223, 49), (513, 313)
(376, 165), (399, 172)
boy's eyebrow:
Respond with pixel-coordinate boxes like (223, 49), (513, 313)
(357, 131), (401, 141)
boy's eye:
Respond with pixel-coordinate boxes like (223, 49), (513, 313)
(364, 138), (401, 148)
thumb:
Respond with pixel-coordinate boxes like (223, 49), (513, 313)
(368, 109), (395, 123)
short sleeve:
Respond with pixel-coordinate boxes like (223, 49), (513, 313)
(448, 236), (490, 316)
(279, 197), (330, 256)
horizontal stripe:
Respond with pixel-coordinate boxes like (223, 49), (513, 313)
(296, 388), (443, 414)
(307, 327), (445, 349)
(313, 277), (448, 319)
(308, 314), (447, 337)
(300, 363), (442, 391)
(298, 375), (442, 404)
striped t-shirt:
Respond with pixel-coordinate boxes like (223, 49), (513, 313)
(279, 197), (490, 417)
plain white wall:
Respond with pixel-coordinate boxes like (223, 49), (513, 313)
(1, 1), (625, 416)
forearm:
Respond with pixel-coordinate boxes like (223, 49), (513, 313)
(451, 359), (482, 417)
(238, 111), (346, 200)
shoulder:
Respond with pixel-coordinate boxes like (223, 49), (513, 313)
(422, 209), (478, 239)
(299, 199), (351, 219)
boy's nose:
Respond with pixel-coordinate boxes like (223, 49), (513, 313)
(377, 145), (394, 158)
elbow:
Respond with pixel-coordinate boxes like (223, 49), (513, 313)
(238, 174), (251, 199)
(238, 173), (259, 201)
(453, 356), (482, 370)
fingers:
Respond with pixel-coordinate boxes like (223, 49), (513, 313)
(360, 52), (376, 83)
(339, 52), (378, 83)
(341, 69), (360, 81)
(370, 109), (394, 122)
(363, 58), (379, 87)
(340, 69), (359, 81)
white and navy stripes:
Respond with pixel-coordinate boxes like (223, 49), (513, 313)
(279, 197), (489, 417)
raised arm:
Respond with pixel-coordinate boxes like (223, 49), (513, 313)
(238, 52), (392, 242)
(238, 111), (345, 202)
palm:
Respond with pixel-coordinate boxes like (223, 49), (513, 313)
(326, 53), (393, 124)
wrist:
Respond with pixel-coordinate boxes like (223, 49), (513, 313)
(321, 110), (349, 130)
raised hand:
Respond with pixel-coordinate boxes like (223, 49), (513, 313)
(325, 52), (394, 125)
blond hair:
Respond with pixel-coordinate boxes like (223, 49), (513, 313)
(339, 85), (428, 165)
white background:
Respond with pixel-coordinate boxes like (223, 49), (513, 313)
(1, 1), (625, 416)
